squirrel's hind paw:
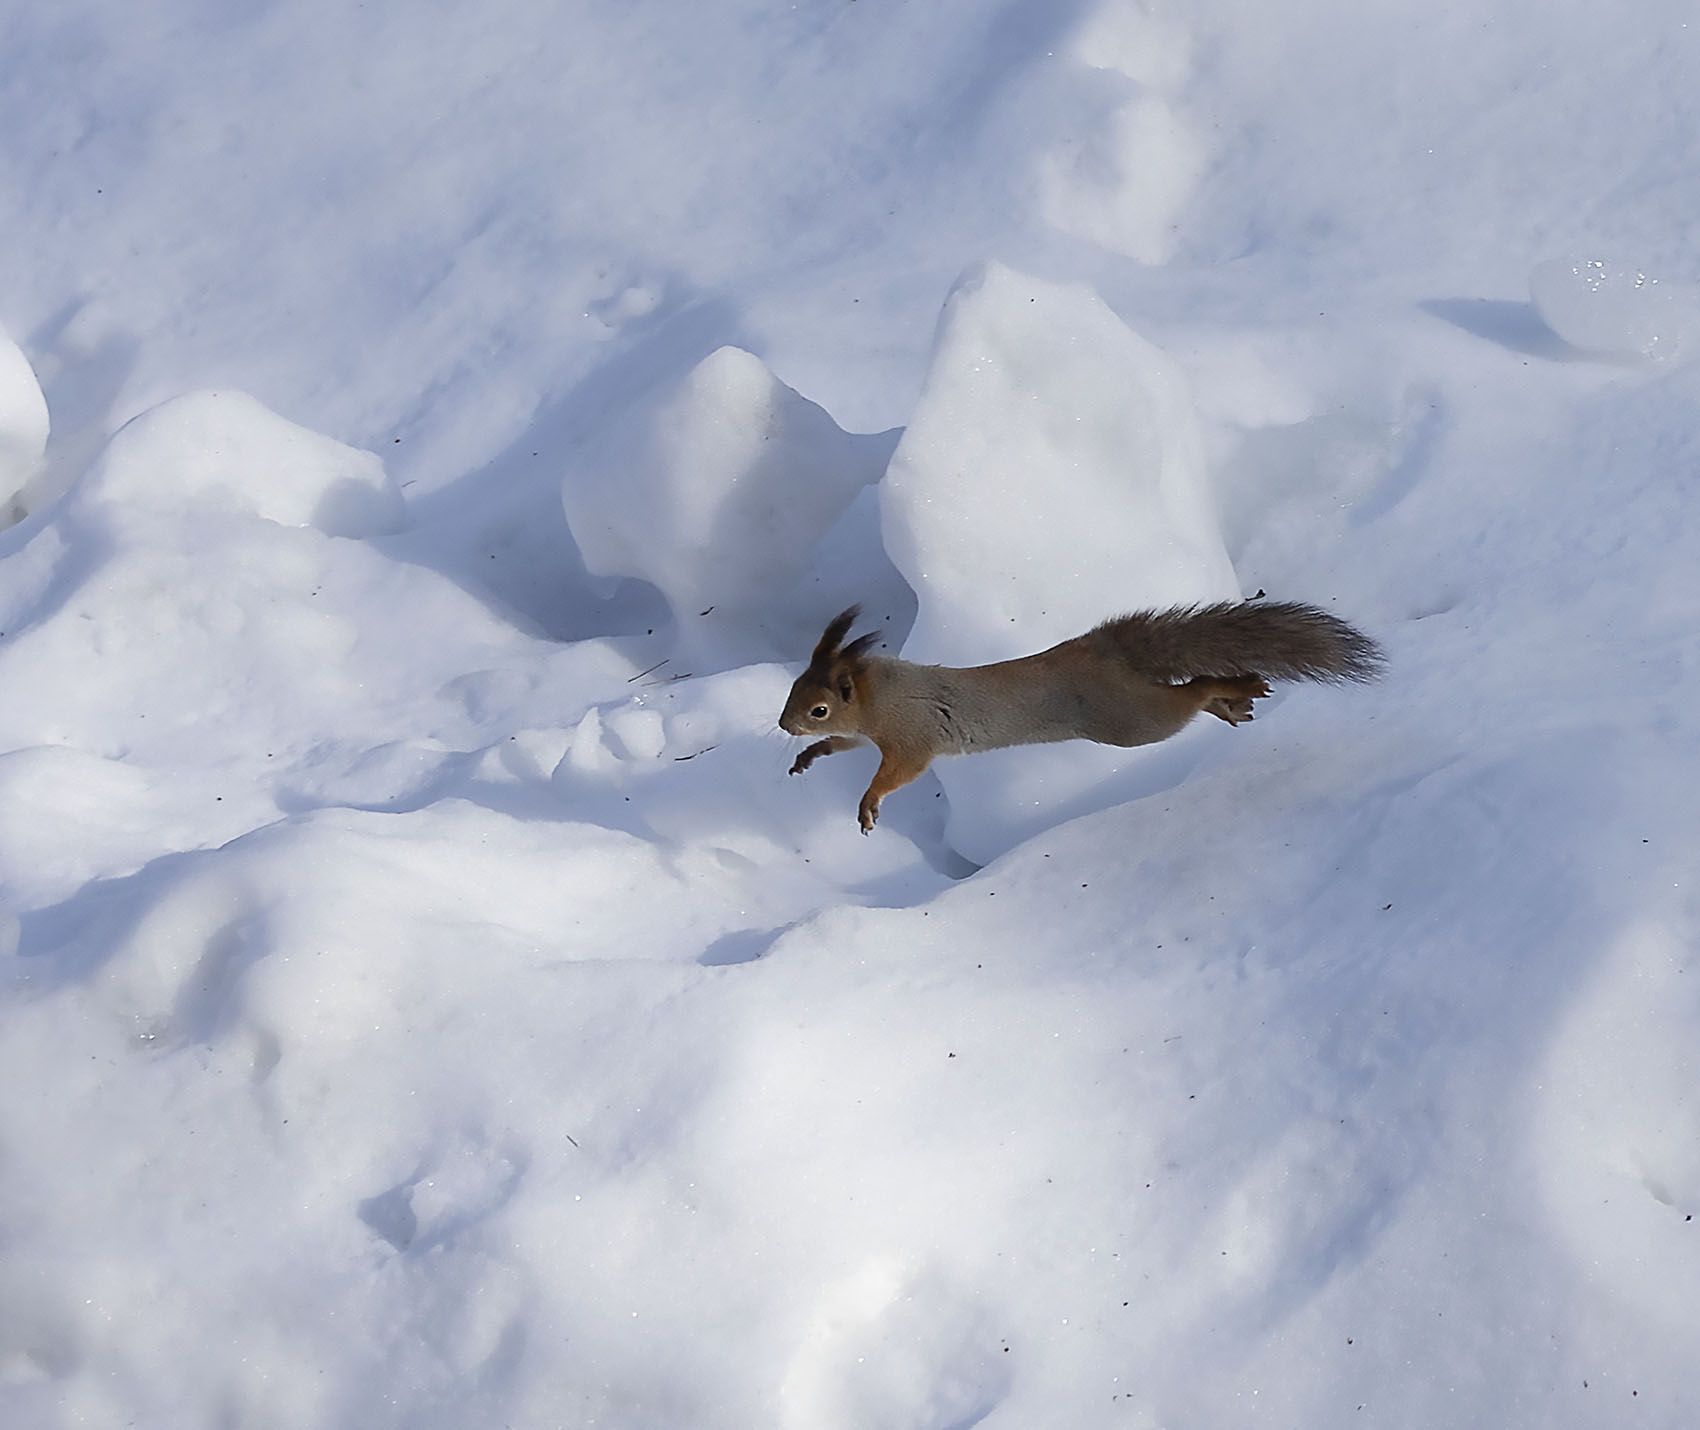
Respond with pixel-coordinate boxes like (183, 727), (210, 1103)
(1205, 698), (1257, 725)
(1202, 674), (1269, 726)
(1203, 695), (1260, 725)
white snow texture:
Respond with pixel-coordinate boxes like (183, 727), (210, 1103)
(0, 325), (49, 518)
(1529, 257), (1700, 359)
(2, 2), (1698, 1428)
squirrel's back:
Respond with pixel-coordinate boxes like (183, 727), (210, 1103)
(861, 651), (1103, 754)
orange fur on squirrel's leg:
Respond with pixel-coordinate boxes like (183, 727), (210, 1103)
(858, 745), (933, 833)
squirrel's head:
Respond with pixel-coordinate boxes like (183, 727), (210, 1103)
(779, 605), (881, 736)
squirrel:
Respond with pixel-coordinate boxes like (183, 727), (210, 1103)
(780, 600), (1383, 832)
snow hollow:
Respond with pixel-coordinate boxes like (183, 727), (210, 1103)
(1, 2), (1698, 1427)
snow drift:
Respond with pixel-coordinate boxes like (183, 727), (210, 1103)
(1, 0), (1698, 1426)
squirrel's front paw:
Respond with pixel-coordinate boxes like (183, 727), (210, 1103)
(857, 795), (880, 834)
(788, 752), (814, 776)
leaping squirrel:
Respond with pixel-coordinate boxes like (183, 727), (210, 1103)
(780, 600), (1383, 832)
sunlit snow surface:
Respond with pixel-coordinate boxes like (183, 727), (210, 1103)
(1529, 258), (1699, 360)
(2, 2), (1698, 1426)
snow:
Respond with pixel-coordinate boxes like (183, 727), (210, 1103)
(1529, 257), (1700, 359)
(1040, 96), (1208, 266)
(83, 390), (405, 536)
(0, 325), (49, 519)
(560, 345), (897, 662)
(2, 1), (1699, 1427)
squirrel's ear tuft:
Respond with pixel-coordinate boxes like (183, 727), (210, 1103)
(840, 631), (881, 662)
(811, 605), (862, 664)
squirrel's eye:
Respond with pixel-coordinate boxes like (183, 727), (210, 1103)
(810, 704), (829, 719)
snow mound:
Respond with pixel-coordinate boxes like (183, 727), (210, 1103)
(0, 411), (541, 776)
(1039, 94), (1207, 265)
(879, 262), (1238, 862)
(0, 326), (49, 518)
(561, 346), (894, 660)
(883, 264), (1237, 662)
(77, 390), (404, 536)
(1039, 8), (1203, 265)
(1529, 258), (1700, 360)
(0, 745), (221, 905)
(1070, 0), (1193, 89)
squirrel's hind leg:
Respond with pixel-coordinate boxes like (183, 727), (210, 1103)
(1087, 675), (1267, 746)
(1195, 675), (1271, 726)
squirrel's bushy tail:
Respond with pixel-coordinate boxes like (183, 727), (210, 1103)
(1090, 600), (1384, 684)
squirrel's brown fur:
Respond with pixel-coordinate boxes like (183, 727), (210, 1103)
(779, 600), (1383, 832)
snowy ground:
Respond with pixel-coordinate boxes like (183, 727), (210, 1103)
(2, 2), (1698, 1426)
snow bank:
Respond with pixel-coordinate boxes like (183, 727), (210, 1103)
(1036, 4), (1205, 265)
(0, 395), (597, 796)
(5, 0), (1700, 1425)
(0, 326), (49, 519)
(78, 390), (404, 536)
(883, 264), (1236, 669)
(880, 262), (1238, 863)
(1040, 95), (1208, 266)
(1530, 258), (1700, 359)
(0, 745), (229, 905)
(561, 346), (898, 662)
